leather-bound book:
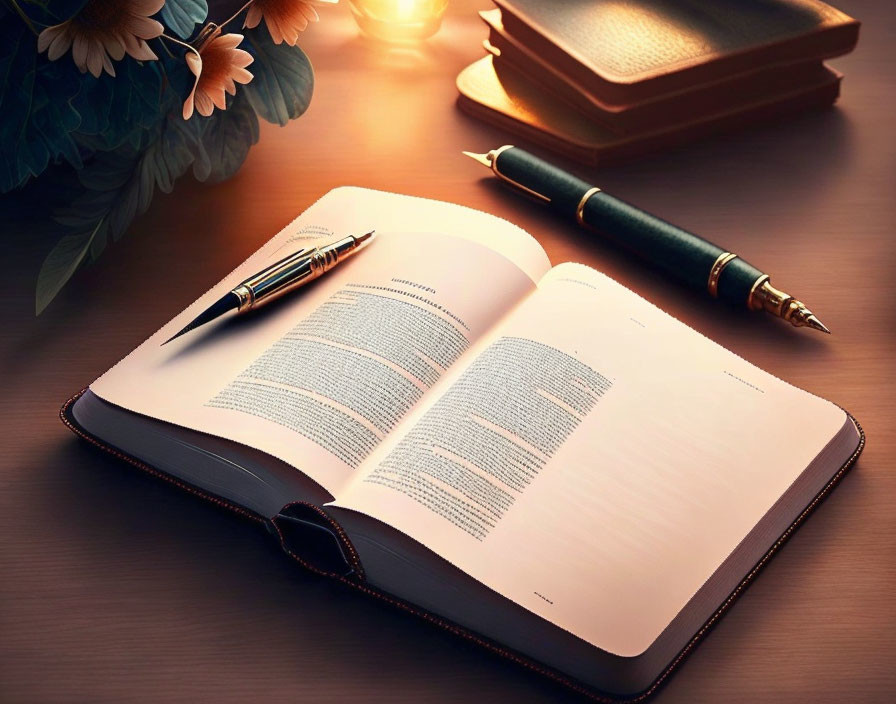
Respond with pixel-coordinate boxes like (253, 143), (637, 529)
(493, 0), (859, 105)
(64, 188), (863, 702)
(481, 8), (835, 134)
(456, 55), (841, 165)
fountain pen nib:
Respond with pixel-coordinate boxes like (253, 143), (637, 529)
(805, 314), (831, 334)
(161, 291), (239, 345)
(462, 150), (493, 168)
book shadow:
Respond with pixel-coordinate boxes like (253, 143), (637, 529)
(31, 437), (585, 702)
(31, 430), (863, 702)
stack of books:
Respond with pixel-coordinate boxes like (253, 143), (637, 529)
(457, 0), (859, 164)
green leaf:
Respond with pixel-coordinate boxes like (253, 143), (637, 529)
(35, 218), (104, 314)
(243, 23), (314, 126)
(71, 59), (164, 152)
(160, 0), (208, 39)
(193, 91), (259, 183)
(0, 21), (82, 192)
(34, 63), (266, 311)
(146, 115), (204, 193)
(37, 103), (217, 310)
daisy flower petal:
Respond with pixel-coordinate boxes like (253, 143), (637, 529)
(182, 34), (255, 120)
(36, 0), (162, 77)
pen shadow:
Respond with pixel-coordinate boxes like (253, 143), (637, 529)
(488, 103), (855, 249)
(589, 106), (854, 241)
(160, 273), (333, 365)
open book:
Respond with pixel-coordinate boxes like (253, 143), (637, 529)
(64, 187), (863, 700)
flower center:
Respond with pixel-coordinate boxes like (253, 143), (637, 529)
(200, 44), (229, 83)
(75, 0), (128, 31)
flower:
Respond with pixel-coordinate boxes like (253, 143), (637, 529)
(37, 0), (164, 78)
(182, 33), (254, 119)
(244, 0), (337, 46)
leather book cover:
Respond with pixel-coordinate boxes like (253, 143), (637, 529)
(482, 8), (830, 135)
(493, 0), (858, 105)
(59, 389), (864, 702)
(456, 54), (841, 166)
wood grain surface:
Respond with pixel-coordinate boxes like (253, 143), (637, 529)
(1, 2), (893, 702)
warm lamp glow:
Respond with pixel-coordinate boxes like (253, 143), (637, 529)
(349, 0), (448, 41)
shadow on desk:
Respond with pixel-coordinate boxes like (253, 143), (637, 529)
(32, 437), (585, 702)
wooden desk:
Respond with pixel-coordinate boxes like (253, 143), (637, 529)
(1, 1), (893, 701)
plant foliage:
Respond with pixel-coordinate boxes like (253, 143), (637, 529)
(0, 0), (318, 313)
(160, 0), (209, 39)
(244, 23), (314, 126)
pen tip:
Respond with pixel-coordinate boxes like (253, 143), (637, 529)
(161, 328), (188, 346)
(158, 292), (239, 346)
(462, 150), (493, 168)
(805, 314), (831, 334)
(355, 230), (375, 244)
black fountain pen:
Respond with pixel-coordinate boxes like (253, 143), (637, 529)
(464, 146), (829, 333)
(163, 231), (375, 344)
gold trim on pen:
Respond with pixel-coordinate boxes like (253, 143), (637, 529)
(575, 187), (602, 226)
(472, 144), (551, 203)
(707, 252), (738, 297)
(747, 274), (772, 311)
(232, 284), (255, 312)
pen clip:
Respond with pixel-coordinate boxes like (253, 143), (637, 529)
(488, 146), (551, 204)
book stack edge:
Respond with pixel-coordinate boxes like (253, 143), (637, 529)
(457, 0), (859, 164)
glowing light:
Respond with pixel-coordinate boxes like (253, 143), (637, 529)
(349, 0), (448, 41)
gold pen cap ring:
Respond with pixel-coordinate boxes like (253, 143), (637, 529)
(575, 187), (602, 226)
(487, 146), (551, 203)
(707, 252), (738, 297)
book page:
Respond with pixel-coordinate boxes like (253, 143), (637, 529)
(89, 187), (549, 497)
(332, 262), (847, 656)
